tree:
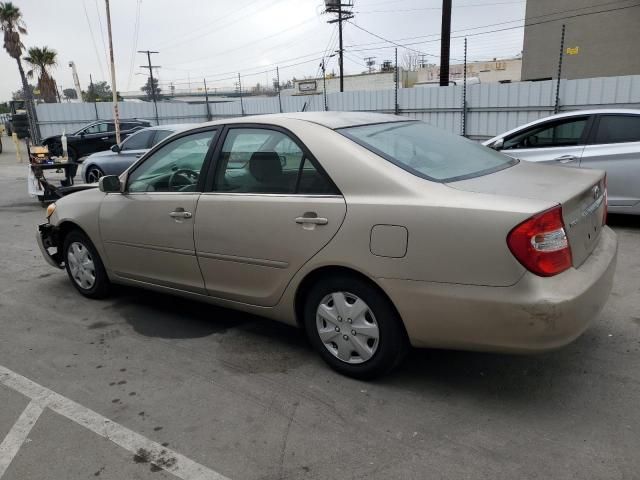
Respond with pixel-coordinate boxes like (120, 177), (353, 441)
(24, 46), (58, 103)
(12, 84), (35, 100)
(140, 77), (161, 100)
(62, 88), (77, 100)
(0, 1), (37, 137)
(83, 81), (113, 102)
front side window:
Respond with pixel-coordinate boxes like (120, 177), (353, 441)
(121, 130), (153, 151)
(214, 128), (337, 194)
(127, 130), (217, 193)
(594, 115), (640, 144)
(340, 121), (516, 182)
(503, 117), (588, 150)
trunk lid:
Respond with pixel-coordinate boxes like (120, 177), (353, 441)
(446, 161), (606, 268)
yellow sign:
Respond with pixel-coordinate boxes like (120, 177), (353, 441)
(566, 46), (580, 55)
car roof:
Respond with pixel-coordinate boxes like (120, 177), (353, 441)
(201, 111), (412, 130)
(141, 123), (197, 131)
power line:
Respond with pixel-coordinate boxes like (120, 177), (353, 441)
(82, 0), (106, 81)
(126, 0), (142, 91)
(93, 0), (110, 78)
(357, 1), (525, 14)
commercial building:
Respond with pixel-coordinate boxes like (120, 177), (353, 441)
(293, 69), (416, 95)
(522, 0), (640, 80)
(416, 58), (522, 85)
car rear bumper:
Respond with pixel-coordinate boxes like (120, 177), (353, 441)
(379, 226), (618, 353)
(37, 223), (64, 269)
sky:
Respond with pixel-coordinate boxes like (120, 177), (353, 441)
(0, 0), (527, 101)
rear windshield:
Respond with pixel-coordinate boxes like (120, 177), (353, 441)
(338, 121), (517, 182)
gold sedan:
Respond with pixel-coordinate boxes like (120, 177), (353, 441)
(37, 112), (617, 378)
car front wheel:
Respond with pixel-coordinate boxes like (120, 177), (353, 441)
(63, 230), (110, 298)
(304, 275), (408, 379)
(85, 166), (104, 184)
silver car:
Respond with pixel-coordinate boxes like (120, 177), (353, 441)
(37, 112), (617, 379)
(82, 124), (196, 183)
(484, 109), (640, 215)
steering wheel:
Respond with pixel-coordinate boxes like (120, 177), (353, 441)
(168, 169), (199, 190)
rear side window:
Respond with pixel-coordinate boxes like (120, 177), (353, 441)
(214, 128), (338, 194)
(339, 121), (516, 182)
(594, 115), (640, 144)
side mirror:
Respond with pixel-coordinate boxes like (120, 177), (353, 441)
(99, 175), (121, 192)
(491, 138), (504, 150)
(110, 144), (121, 153)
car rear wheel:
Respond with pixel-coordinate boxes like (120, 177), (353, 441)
(85, 166), (104, 184)
(63, 230), (110, 299)
(303, 275), (408, 379)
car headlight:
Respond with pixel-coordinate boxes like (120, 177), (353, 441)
(46, 203), (56, 219)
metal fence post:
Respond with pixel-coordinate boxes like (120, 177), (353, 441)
(394, 48), (399, 115)
(462, 37), (468, 137)
(554, 24), (566, 114)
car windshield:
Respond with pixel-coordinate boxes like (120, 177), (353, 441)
(339, 121), (517, 182)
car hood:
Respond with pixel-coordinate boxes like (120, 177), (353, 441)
(86, 149), (116, 160)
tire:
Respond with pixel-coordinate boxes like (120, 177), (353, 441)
(85, 165), (104, 184)
(63, 230), (110, 299)
(303, 275), (408, 379)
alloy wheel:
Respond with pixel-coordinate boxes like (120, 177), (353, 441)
(86, 168), (104, 184)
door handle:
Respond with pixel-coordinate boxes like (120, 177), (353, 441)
(100, 136), (109, 140)
(555, 155), (578, 164)
(295, 216), (328, 225)
(135, 153), (142, 158)
(169, 209), (192, 219)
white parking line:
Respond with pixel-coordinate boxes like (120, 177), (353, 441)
(0, 365), (231, 480)
(0, 401), (44, 478)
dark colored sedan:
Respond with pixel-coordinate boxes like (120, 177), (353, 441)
(41, 119), (151, 161)
(81, 124), (196, 183)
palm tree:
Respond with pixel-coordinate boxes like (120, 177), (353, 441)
(0, 1), (39, 140)
(24, 46), (58, 103)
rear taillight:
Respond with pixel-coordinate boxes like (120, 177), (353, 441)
(602, 174), (608, 226)
(507, 205), (573, 277)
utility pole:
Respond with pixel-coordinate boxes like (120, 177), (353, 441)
(554, 24), (566, 114)
(89, 74), (99, 120)
(439, 0), (452, 86)
(364, 56), (376, 74)
(325, 1), (353, 93)
(237, 73), (245, 116)
(139, 50), (160, 125)
(104, 0), (121, 144)
(321, 59), (328, 111)
(203, 78), (212, 121)
(276, 66), (282, 113)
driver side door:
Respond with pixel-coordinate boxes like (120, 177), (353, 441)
(99, 128), (218, 293)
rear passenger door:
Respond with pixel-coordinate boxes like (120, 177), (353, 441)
(194, 125), (346, 306)
(580, 114), (640, 208)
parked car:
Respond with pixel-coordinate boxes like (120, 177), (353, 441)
(37, 112), (617, 379)
(82, 124), (197, 183)
(41, 119), (152, 162)
(484, 109), (640, 215)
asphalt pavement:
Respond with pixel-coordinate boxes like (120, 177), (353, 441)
(0, 135), (639, 480)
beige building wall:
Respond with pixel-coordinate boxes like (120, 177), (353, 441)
(416, 58), (522, 84)
(522, 0), (640, 80)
